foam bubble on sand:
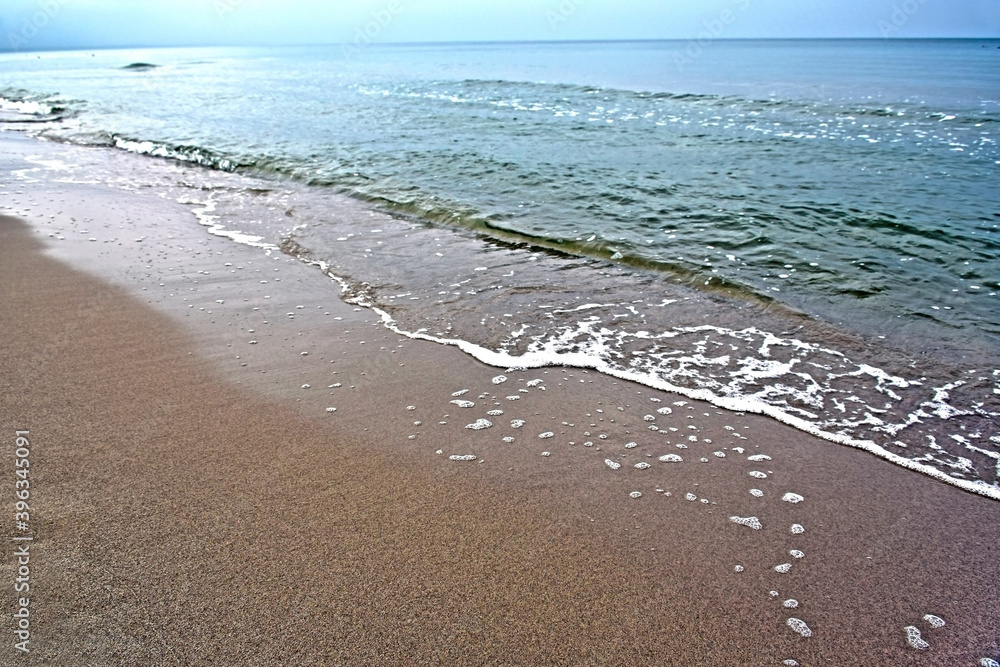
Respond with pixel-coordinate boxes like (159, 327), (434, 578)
(783, 661), (800, 666)
(502, 436), (515, 443)
(436, 449), (443, 455)
(526, 379), (543, 387)
(732, 447), (745, 454)
(452, 389), (470, 397)
(407, 406), (416, 411)
(750, 488), (764, 497)
(492, 375), (508, 384)
(450, 400), (475, 408)
(787, 618), (812, 638)
(657, 407), (673, 415)
(685, 493), (698, 501)
(659, 454), (683, 462)
(643, 415), (656, 422)
(730, 516), (762, 530)
(923, 614), (945, 628)
(749, 471), (768, 479)
(301, 384), (311, 389)
(782, 492), (804, 504)
(487, 409), (504, 416)
(605, 459), (622, 470)
(325, 407), (337, 413)
(713, 451), (726, 457)
(905, 626), (929, 650)
(634, 462), (651, 469)
(784, 599), (799, 608)
(625, 441), (638, 449)
(466, 419), (493, 430)
(734, 565), (745, 572)
(539, 431), (555, 439)
(791, 524), (805, 534)
(541, 451), (551, 457)
(511, 419), (525, 428)
(775, 563), (792, 573)
(449, 454), (477, 462)
(506, 395), (521, 401)
(980, 659), (1000, 667)
(790, 550), (805, 559)
(748, 454), (772, 462)
(629, 491), (642, 499)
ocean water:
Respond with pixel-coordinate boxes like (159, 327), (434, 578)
(2, 39), (999, 498)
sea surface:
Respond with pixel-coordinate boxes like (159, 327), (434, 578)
(2, 39), (999, 498)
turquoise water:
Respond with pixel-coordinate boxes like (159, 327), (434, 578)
(2, 40), (999, 497)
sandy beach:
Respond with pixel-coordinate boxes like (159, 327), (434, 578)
(2, 131), (999, 665)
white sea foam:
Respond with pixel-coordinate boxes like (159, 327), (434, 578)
(656, 407), (673, 415)
(734, 565), (745, 572)
(624, 441), (638, 449)
(450, 400), (475, 408)
(787, 618), (812, 638)
(750, 489), (764, 497)
(980, 659), (1000, 667)
(634, 462), (651, 469)
(784, 599), (799, 608)
(790, 524), (805, 534)
(629, 491), (642, 498)
(749, 471), (768, 479)
(492, 375), (508, 384)
(923, 614), (945, 628)
(748, 454), (772, 462)
(452, 389), (470, 396)
(466, 419), (493, 430)
(790, 550), (804, 559)
(730, 516), (762, 530)
(605, 459), (621, 470)
(449, 454), (477, 461)
(782, 492), (804, 504)
(685, 492), (697, 501)
(502, 436), (514, 443)
(539, 431), (554, 439)
(774, 563), (792, 573)
(658, 454), (683, 462)
(487, 409), (504, 416)
(904, 626), (929, 650)
(511, 419), (525, 428)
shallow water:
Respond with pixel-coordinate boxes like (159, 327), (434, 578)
(2, 39), (999, 498)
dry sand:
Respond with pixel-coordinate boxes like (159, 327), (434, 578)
(1, 133), (999, 665)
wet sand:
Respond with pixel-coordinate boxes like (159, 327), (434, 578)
(1, 132), (999, 665)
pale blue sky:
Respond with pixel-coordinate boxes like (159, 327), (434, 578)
(2, 0), (999, 52)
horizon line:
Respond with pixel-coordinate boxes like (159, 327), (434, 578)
(4, 35), (1000, 55)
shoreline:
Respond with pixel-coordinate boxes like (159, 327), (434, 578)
(1, 130), (1000, 664)
(11, 123), (998, 502)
